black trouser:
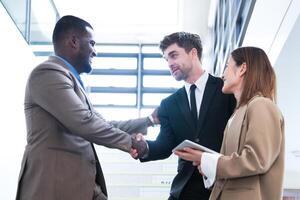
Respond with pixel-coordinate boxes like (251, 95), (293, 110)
(168, 169), (211, 200)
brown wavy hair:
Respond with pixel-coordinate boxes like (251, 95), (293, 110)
(159, 32), (203, 60)
(231, 47), (277, 107)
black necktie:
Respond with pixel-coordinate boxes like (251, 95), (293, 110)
(190, 84), (198, 126)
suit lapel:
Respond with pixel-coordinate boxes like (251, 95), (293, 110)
(67, 71), (94, 110)
(220, 124), (229, 154)
(175, 87), (196, 132)
(197, 75), (218, 135)
(225, 105), (247, 154)
(48, 56), (87, 93)
(47, 56), (94, 112)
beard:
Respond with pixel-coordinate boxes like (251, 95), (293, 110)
(172, 70), (187, 81)
(82, 62), (92, 74)
(76, 53), (93, 74)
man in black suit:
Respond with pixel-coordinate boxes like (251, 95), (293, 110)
(131, 32), (235, 200)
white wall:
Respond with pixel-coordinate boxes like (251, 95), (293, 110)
(243, 0), (300, 189)
(0, 4), (37, 199)
(274, 14), (300, 189)
(243, 0), (300, 64)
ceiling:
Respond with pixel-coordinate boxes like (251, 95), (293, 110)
(30, 0), (211, 44)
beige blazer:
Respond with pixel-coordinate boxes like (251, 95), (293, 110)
(210, 96), (285, 200)
(16, 56), (149, 200)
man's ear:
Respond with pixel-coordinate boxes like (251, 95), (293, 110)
(68, 35), (79, 49)
(239, 62), (247, 77)
(190, 48), (199, 61)
(191, 48), (197, 57)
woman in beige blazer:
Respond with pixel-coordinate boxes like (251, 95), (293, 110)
(174, 46), (284, 200)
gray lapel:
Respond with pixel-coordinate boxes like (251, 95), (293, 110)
(48, 56), (93, 110)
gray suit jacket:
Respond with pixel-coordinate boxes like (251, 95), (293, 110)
(16, 56), (149, 200)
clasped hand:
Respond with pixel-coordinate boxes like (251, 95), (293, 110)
(130, 133), (148, 159)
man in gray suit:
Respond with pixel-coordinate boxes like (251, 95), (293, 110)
(16, 15), (153, 200)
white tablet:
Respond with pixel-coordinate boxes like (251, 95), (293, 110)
(172, 140), (218, 154)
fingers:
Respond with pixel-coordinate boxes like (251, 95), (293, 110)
(181, 147), (203, 154)
(173, 150), (185, 157)
(193, 161), (200, 166)
(174, 150), (193, 161)
(131, 135), (149, 159)
(130, 148), (138, 159)
(135, 133), (145, 141)
(173, 148), (202, 162)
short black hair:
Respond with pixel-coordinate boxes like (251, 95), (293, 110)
(159, 32), (203, 60)
(52, 15), (93, 45)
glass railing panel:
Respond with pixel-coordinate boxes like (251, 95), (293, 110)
(0, 0), (58, 43)
(1, 0), (27, 39)
(30, 0), (57, 43)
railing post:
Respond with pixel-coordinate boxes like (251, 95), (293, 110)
(25, 0), (31, 43)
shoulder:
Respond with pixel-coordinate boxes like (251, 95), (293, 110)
(157, 87), (185, 113)
(207, 74), (223, 85)
(247, 96), (282, 120)
(29, 58), (75, 88)
(206, 74), (227, 94)
(31, 57), (72, 79)
(207, 74), (235, 101)
(33, 56), (69, 73)
(248, 96), (276, 110)
(161, 87), (185, 102)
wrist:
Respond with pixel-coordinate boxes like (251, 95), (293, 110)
(147, 115), (155, 127)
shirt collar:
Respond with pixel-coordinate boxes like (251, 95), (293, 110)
(54, 55), (85, 88)
(184, 71), (209, 92)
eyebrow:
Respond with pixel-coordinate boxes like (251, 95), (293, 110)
(167, 50), (177, 57)
(163, 50), (177, 59)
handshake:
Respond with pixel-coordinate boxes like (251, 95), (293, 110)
(130, 133), (148, 159)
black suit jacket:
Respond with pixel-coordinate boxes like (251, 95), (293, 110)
(141, 74), (235, 199)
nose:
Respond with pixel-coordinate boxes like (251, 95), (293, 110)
(168, 60), (175, 69)
(92, 49), (97, 57)
(92, 46), (97, 57)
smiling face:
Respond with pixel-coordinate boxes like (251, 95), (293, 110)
(222, 56), (246, 97)
(163, 43), (194, 81)
(76, 26), (96, 74)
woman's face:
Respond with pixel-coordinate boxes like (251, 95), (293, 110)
(222, 56), (243, 94)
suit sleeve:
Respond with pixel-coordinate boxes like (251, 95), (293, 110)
(29, 67), (132, 152)
(93, 110), (149, 135)
(108, 118), (149, 135)
(141, 99), (176, 161)
(216, 98), (284, 179)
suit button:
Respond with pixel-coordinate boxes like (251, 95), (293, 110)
(195, 138), (200, 143)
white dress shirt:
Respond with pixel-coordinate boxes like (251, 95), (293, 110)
(201, 152), (221, 188)
(184, 71), (209, 116)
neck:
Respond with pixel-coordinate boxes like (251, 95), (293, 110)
(55, 52), (81, 74)
(186, 64), (204, 84)
(233, 85), (243, 106)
